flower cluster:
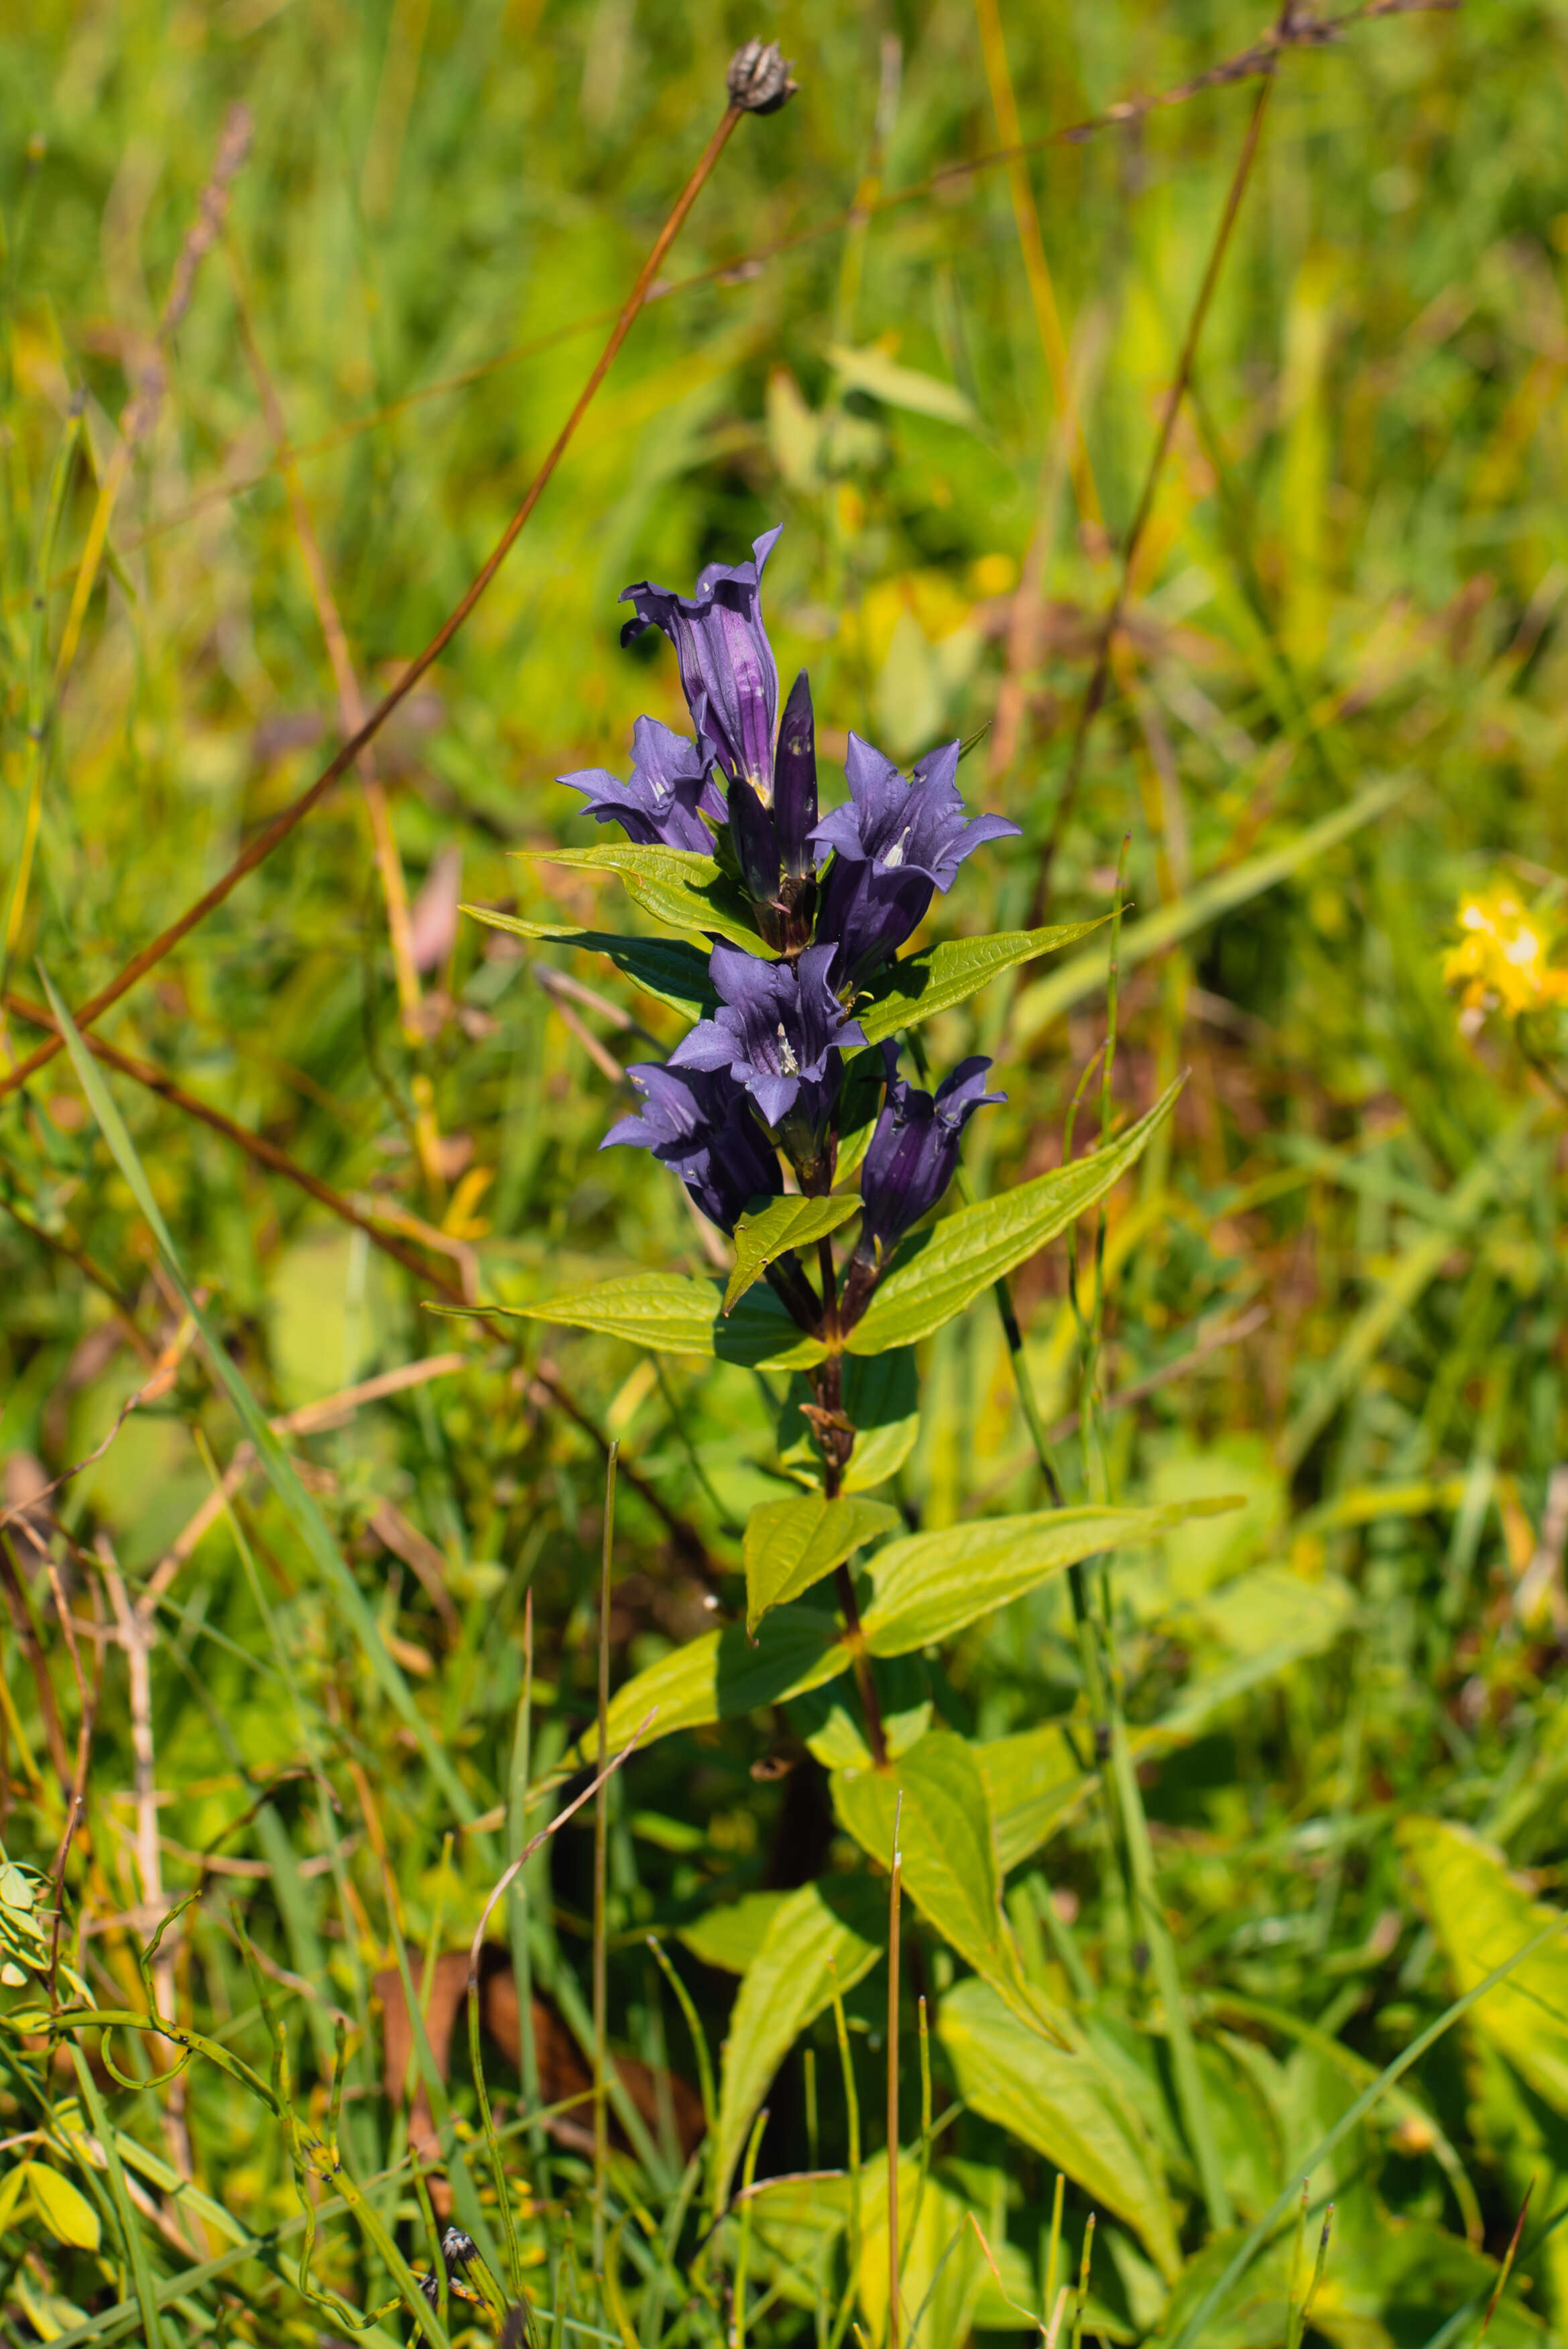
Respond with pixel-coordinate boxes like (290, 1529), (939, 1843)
(1445, 885), (1568, 1021)
(572, 526), (1017, 1347)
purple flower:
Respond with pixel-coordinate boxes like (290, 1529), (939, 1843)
(812, 733), (1020, 887)
(668, 941), (866, 1130)
(814, 855), (937, 988)
(602, 1061), (781, 1233)
(811, 735), (1020, 984)
(558, 715), (720, 852)
(620, 528), (783, 797)
(857, 1044), (1005, 1264)
(774, 670), (820, 883)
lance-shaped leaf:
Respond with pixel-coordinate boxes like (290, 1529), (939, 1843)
(939, 1978), (1183, 2278)
(857, 1495), (1240, 1656)
(517, 843), (768, 954)
(477, 1271), (826, 1371)
(676, 1892), (788, 1976)
(845, 1077), (1184, 1355)
(979, 1721), (1095, 1876)
(20, 2163), (101, 2252)
(857, 917), (1112, 1046)
(579, 1608), (851, 1760)
(1400, 1814), (1568, 2115)
(459, 906), (715, 1018)
(743, 1492), (899, 1634)
(831, 1730), (1065, 2041)
(725, 1193), (861, 1314)
(712, 1876), (886, 2206)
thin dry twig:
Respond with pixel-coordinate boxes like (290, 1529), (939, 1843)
(97, 1535), (194, 2185)
(44, 1557), (100, 2009)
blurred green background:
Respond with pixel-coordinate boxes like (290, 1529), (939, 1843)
(5, 0), (1568, 2340)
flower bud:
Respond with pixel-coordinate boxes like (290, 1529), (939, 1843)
(727, 38), (798, 115)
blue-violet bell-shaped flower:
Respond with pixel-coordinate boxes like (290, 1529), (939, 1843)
(601, 1061), (781, 1233)
(857, 1043), (1005, 1265)
(668, 940), (866, 1131)
(618, 530), (822, 916)
(812, 734), (1020, 983)
(558, 715), (721, 853)
(620, 528), (783, 806)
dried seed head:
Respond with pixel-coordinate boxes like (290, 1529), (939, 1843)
(727, 37), (798, 115)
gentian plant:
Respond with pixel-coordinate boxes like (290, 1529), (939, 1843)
(469, 531), (1230, 2212)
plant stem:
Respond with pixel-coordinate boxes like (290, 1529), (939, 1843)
(835, 1562), (889, 1766)
(1105, 1715), (1232, 2230)
(509, 1593), (546, 2186)
(887, 1799), (904, 2349)
(593, 1445), (617, 2275)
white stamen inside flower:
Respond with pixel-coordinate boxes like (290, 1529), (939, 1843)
(776, 1020), (800, 1077)
(882, 825), (912, 870)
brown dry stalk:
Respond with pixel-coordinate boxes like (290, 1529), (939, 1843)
(0, 95), (747, 1103)
(886, 1799), (904, 2349)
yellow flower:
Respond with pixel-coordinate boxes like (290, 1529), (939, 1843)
(1443, 885), (1568, 1018)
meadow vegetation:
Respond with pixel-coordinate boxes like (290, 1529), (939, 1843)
(3, 0), (1568, 2343)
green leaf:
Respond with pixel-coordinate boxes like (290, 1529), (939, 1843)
(846, 1077), (1184, 1354)
(857, 1496), (1240, 1657)
(712, 1876), (886, 2205)
(828, 342), (980, 431)
(725, 1193), (861, 1315)
(857, 918), (1112, 1046)
(743, 1492), (899, 1634)
(979, 1722), (1094, 1876)
(0, 2165), (29, 2234)
(675, 1891), (788, 1976)
(831, 1730), (1065, 2039)
(459, 906), (715, 1017)
(938, 1978), (1183, 2279)
(480, 1270), (826, 1371)
(581, 1607), (850, 1758)
(1400, 1815), (1568, 2116)
(21, 2163), (101, 2253)
(516, 843), (767, 954)
(40, 969), (475, 1823)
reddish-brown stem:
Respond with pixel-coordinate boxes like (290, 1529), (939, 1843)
(835, 1559), (888, 1766)
(0, 101), (744, 1103)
